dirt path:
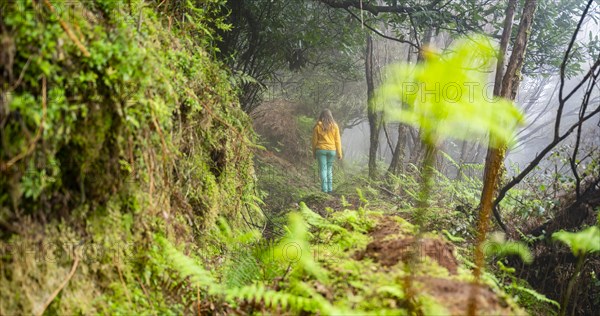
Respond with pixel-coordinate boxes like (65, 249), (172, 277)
(352, 215), (516, 315)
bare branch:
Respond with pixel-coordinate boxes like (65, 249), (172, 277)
(555, 0), (595, 139)
(343, 8), (419, 49)
(569, 66), (599, 199)
(494, 102), (600, 210)
(318, 0), (442, 16)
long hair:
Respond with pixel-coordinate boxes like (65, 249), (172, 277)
(317, 109), (336, 132)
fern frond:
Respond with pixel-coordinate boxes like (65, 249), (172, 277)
(225, 283), (321, 313)
(223, 251), (261, 288)
(376, 285), (404, 299)
(275, 211), (329, 282)
(484, 232), (533, 264)
(553, 226), (600, 256)
(511, 285), (560, 309)
(156, 236), (222, 294)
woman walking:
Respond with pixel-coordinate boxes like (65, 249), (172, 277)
(312, 109), (343, 193)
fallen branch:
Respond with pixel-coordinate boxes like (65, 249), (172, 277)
(343, 8), (419, 49)
(377, 185), (399, 198)
(1, 76), (47, 170)
(10, 55), (33, 91)
(36, 253), (80, 316)
(42, 0), (91, 57)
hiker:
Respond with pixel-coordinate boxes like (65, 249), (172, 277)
(312, 109), (343, 193)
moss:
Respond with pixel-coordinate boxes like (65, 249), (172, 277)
(0, 1), (260, 314)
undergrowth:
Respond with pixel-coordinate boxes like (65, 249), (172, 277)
(155, 181), (549, 314)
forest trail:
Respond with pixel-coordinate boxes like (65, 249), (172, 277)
(360, 216), (512, 315)
(299, 196), (519, 315)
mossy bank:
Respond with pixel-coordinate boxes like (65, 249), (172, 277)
(0, 1), (261, 314)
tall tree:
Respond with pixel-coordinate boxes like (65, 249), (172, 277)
(493, 0), (600, 218)
(365, 34), (379, 178)
(470, 1), (538, 315)
(480, 0), (518, 232)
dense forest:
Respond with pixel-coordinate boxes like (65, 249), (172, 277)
(0, 0), (599, 315)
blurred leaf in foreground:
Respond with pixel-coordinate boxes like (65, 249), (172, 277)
(553, 226), (600, 257)
(376, 35), (524, 147)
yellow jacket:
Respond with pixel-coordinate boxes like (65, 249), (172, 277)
(312, 121), (342, 159)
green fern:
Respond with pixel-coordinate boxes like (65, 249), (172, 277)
(225, 283), (322, 313)
(553, 226), (600, 256)
(511, 284), (560, 309)
(157, 234), (331, 313)
(484, 232), (533, 264)
(274, 212), (329, 282)
(299, 203), (374, 251)
(442, 229), (466, 243)
(493, 260), (559, 314)
(356, 188), (369, 208)
(552, 226), (600, 316)
(156, 236), (222, 294)
(222, 252), (261, 288)
(213, 217), (261, 245)
(340, 195), (352, 208)
(440, 151), (460, 169)
(376, 286), (404, 299)
(330, 209), (375, 234)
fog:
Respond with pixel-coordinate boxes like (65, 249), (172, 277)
(340, 21), (599, 177)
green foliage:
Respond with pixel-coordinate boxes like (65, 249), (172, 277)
(277, 211), (329, 282)
(0, 0), (260, 314)
(155, 210), (345, 314)
(151, 176), (536, 315)
(377, 35), (524, 147)
(340, 195), (352, 208)
(156, 235), (222, 294)
(356, 187), (369, 209)
(384, 156), (482, 238)
(255, 157), (315, 216)
(211, 218), (263, 288)
(442, 229), (466, 243)
(512, 284), (561, 310)
(3, 1), (586, 314)
(553, 226), (600, 316)
(1, 0), (257, 227)
(552, 226), (600, 257)
(524, 0), (597, 76)
(298, 201), (374, 250)
(484, 232), (534, 264)
(225, 283), (325, 313)
(217, 0), (365, 111)
(494, 260), (561, 314)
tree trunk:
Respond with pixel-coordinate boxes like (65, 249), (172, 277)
(493, 0), (518, 96)
(388, 39), (416, 176)
(407, 28), (433, 167)
(480, 0), (521, 232)
(480, 0), (537, 259)
(470, 1), (536, 315)
(456, 140), (469, 181)
(388, 123), (406, 175)
(366, 34), (378, 179)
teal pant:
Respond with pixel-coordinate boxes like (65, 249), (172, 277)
(316, 149), (336, 192)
